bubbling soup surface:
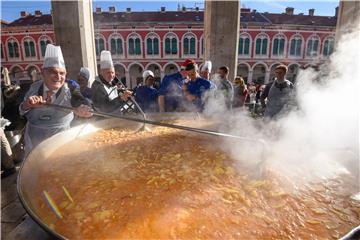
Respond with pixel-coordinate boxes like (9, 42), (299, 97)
(33, 127), (359, 239)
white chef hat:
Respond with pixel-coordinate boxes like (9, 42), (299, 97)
(142, 70), (154, 81)
(201, 60), (212, 73)
(43, 44), (66, 69)
(79, 67), (92, 81)
(100, 50), (114, 69)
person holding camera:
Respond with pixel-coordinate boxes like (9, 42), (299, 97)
(91, 51), (132, 113)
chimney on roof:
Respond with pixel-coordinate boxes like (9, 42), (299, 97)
(195, 7), (199, 12)
(96, 7), (102, 13)
(161, 6), (166, 12)
(109, 6), (116, 13)
(20, 11), (29, 18)
(285, 7), (294, 15)
(34, 10), (42, 17)
(308, 8), (315, 16)
(126, 7), (131, 13)
(335, 6), (339, 17)
(182, 6), (186, 12)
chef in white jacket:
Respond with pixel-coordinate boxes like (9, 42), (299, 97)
(19, 44), (92, 156)
(91, 51), (131, 113)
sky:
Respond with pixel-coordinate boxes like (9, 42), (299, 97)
(1, 0), (340, 22)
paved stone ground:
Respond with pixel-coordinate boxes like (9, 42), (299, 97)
(1, 168), (53, 240)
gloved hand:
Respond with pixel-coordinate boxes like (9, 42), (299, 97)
(66, 79), (80, 92)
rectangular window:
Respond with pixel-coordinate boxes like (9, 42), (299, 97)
(95, 39), (104, 56)
(183, 38), (189, 55)
(261, 38), (267, 55)
(239, 38), (244, 55)
(119, 40), (122, 54)
(244, 38), (249, 55)
(273, 39), (279, 55)
(171, 38), (177, 54)
(147, 38), (153, 55)
(312, 40), (319, 56)
(111, 39), (116, 54)
(323, 39), (334, 56)
(295, 39), (302, 56)
(255, 39), (261, 55)
(135, 38), (141, 55)
(306, 40), (313, 56)
(129, 39), (134, 55)
(190, 38), (195, 55)
(30, 42), (36, 57)
(165, 38), (171, 54)
(290, 39), (296, 55)
(279, 39), (285, 55)
(273, 39), (285, 55)
(24, 42), (30, 57)
(41, 41), (46, 57)
(153, 38), (159, 55)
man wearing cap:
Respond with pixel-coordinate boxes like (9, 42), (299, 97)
(134, 70), (159, 112)
(182, 61), (216, 111)
(91, 51), (131, 113)
(76, 67), (92, 100)
(19, 44), (92, 155)
(200, 60), (212, 80)
(158, 60), (190, 112)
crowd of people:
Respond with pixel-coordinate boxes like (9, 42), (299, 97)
(1, 44), (296, 177)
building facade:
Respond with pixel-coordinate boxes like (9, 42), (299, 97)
(1, 6), (337, 87)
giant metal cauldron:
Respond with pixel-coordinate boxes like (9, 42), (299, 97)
(17, 113), (359, 239)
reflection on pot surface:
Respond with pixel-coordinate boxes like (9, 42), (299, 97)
(23, 127), (359, 239)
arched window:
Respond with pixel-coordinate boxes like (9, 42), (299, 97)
(23, 38), (36, 58)
(164, 34), (178, 55)
(272, 35), (285, 56)
(183, 33), (196, 55)
(110, 35), (123, 55)
(146, 34), (159, 55)
(7, 39), (20, 58)
(95, 35), (105, 56)
(323, 37), (334, 57)
(238, 34), (250, 55)
(289, 35), (302, 57)
(306, 35), (320, 57)
(39, 37), (51, 57)
(255, 34), (268, 55)
(128, 34), (141, 55)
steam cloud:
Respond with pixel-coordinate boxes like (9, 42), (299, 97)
(203, 24), (360, 187)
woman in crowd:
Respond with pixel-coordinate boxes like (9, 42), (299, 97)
(232, 76), (248, 108)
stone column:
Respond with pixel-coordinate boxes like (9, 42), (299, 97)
(204, 1), (240, 81)
(125, 71), (131, 88)
(265, 70), (270, 84)
(335, 1), (360, 45)
(51, 0), (97, 84)
(247, 70), (253, 84)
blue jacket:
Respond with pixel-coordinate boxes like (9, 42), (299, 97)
(185, 77), (215, 110)
(135, 85), (159, 112)
(158, 72), (185, 111)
